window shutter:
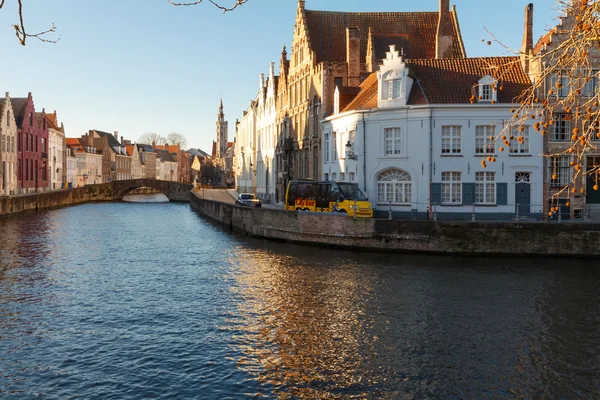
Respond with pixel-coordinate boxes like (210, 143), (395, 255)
(462, 183), (475, 205)
(431, 183), (442, 205)
(497, 183), (508, 205)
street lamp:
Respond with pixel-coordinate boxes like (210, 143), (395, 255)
(345, 141), (357, 160)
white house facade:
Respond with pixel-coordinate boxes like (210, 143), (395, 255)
(322, 46), (543, 220)
(66, 148), (77, 188)
(235, 98), (257, 194)
(46, 112), (65, 190)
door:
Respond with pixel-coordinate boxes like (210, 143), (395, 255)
(515, 172), (531, 216)
(586, 156), (600, 204)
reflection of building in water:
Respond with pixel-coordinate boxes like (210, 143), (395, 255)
(227, 247), (380, 398)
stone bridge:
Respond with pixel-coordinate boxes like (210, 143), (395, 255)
(112, 179), (193, 202)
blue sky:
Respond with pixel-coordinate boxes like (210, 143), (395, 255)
(0, 0), (557, 152)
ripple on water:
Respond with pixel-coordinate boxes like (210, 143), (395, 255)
(0, 202), (599, 399)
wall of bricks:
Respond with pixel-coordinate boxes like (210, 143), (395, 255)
(191, 193), (600, 257)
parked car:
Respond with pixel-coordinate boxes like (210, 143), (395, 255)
(236, 193), (262, 208)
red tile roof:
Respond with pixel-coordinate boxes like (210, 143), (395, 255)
(342, 57), (531, 111)
(45, 113), (59, 130)
(407, 57), (531, 104)
(342, 73), (379, 112)
(304, 9), (466, 64)
(66, 138), (80, 146)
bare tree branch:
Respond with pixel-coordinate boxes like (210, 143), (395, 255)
(0, 0), (60, 45)
(167, 0), (248, 12)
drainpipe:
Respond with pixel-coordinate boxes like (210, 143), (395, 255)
(428, 107), (433, 220)
(362, 112), (367, 193)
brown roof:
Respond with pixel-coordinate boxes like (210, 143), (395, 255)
(227, 142), (234, 149)
(304, 9), (466, 64)
(45, 113), (59, 130)
(342, 72), (379, 112)
(66, 138), (80, 146)
(126, 145), (135, 156)
(342, 57), (531, 111)
(533, 31), (553, 55)
(407, 57), (531, 104)
(10, 97), (28, 128)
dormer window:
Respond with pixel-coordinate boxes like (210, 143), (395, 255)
(478, 75), (498, 103)
(384, 72), (402, 100)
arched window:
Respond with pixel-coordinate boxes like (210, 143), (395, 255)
(383, 71), (401, 100)
(313, 96), (320, 137)
(377, 169), (411, 204)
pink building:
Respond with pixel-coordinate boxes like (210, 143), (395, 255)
(12, 93), (49, 193)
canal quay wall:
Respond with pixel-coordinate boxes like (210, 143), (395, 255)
(0, 180), (193, 217)
(190, 193), (600, 257)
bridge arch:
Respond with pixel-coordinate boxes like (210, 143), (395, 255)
(111, 179), (193, 202)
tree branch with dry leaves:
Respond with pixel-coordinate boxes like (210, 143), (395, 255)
(484, 0), (600, 216)
(167, 0), (248, 12)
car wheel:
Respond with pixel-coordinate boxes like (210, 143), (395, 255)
(296, 207), (302, 211)
(303, 208), (310, 212)
(339, 209), (347, 214)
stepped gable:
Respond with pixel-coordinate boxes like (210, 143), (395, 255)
(304, 9), (466, 64)
(406, 57), (531, 104)
(9, 98), (28, 127)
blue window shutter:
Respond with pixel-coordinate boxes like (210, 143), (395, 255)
(497, 183), (508, 205)
(431, 183), (442, 205)
(462, 183), (474, 205)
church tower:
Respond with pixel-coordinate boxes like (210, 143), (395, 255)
(216, 99), (228, 159)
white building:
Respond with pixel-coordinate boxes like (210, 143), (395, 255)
(234, 63), (278, 201)
(127, 144), (142, 179)
(66, 147), (77, 188)
(156, 149), (177, 181)
(235, 98), (257, 193)
(46, 111), (66, 190)
(0, 93), (18, 196)
(322, 46), (544, 220)
(69, 141), (103, 187)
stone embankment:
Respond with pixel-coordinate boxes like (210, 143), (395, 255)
(0, 180), (193, 217)
(190, 191), (600, 257)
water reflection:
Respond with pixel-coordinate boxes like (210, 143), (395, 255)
(0, 205), (598, 399)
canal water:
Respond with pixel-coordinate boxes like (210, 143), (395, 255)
(0, 199), (598, 399)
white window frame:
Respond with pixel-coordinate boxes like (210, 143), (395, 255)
(475, 172), (496, 205)
(550, 155), (571, 187)
(478, 75), (497, 102)
(324, 132), (330, 163)
(551, 74), (570, 98)
(475, 125), (495, 155)
(332, 131), (338, 162)
(384, 127), (402, 156)
(441, 172), (462, 204)
(510, 125), (530, 154)
(377, 169), (411, 204)
(441, 126), (462, 154)
(551, 114), (571, 141)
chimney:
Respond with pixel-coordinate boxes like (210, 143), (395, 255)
(521, 4), (534, 75)
(436, 0), (454, 59)
(114, 131), (119, 143)
(346, 27), (361, 87)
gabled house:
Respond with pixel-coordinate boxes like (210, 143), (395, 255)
(45, 111), (66, 190)
(12, 93), (49, 193)
(86, 130), (130, 181)
(322, 45), (542, 220)
(156, 149), (177, 181)
(136, 144), (157, 179)
(66, 138), (102, 186)
(0, 93), (18, 196)
(126, 144), (142, 179)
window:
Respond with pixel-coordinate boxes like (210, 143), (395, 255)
(332, 172), (337, 180)
(582, 73), (598, 97)
(475, 172), (496, 204)
(551, 74), (570, 98)
(334, 77), (343, 88)
(324, 133), (330, 163)
(551, 114), (571, 141)
(550, 155), (570, 187)
(442, 172), (462, 204)
(510, 126), (530, 154)
(385, 78), (401, 99)
(384, 127), (401, 155)
(377, 169), (411, 204)
(324, 173), (329, 181)
(480, 84), (492, 101)
(349, 172), (355, 182)
(441, 126), (462, 154)
(340, 172), (345, 181)
(28, 112), (32, 126)
(475, 125), (495, 154)
(332, 132), (337, 161)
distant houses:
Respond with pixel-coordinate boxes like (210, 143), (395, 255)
(0, 90), (202, 196)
